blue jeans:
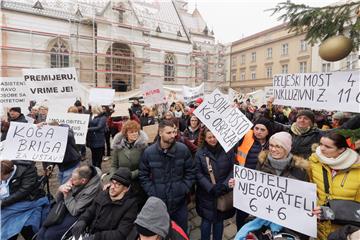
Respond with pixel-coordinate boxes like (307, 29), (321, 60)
(58, 164), (79, 185)
(200, 218), (224, 240)
(169, 202), (188, 234)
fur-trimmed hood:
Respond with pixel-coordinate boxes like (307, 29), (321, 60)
(111, 130), (148, 150)
(258, 150), (309, 171)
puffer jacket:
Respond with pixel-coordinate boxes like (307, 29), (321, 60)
(87, 114), (107, 148)
(290, 127), (322, 158)
(110, 131), (148, 179)
(308, 152), (360, 239)
(183, 126), (201, 145)
(139, 140), (196, 214)
(195, 145), (235, 221)
(1, 161), (44, 208)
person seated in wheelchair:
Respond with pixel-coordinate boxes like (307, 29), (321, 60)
(1, 160), (49, 240)
(71, 167), (138, 240)
(36, 165), (101, 240)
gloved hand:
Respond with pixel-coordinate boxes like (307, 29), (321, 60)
(71, 220), (87, 240)
(210, 183), (227, 197)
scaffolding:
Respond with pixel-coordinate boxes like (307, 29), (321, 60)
(0, 0), (227, 92)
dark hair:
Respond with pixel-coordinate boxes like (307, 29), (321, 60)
(158, 119), (176, 130)
(322, 132), (348, 149)
(76, 165), (93, 180)
(198, 127), (212, 148)
(1, 160), (14, 175)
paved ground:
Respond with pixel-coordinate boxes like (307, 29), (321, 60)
(34, 152), (238, 240)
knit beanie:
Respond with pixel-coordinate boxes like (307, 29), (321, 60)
(253, 118), (272, 136)
(135, 197), (170, 238)
(332, 112), (344, 120)
(110, 167), (131, 187)
(296, 110), (315, 123)
(269, 132), (292, 154)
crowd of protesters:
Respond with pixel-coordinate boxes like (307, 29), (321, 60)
(1, 96), (360, 240)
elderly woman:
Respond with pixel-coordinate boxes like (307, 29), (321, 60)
(195, 128), (235, 240)
(1, 160), (48, 240)
(233, 132), (309, 239)
(87, 105), (107, 168)
(310, 132), (360, 239)
(110, 120), (148, 207)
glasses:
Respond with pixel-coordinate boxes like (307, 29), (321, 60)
(269, 144), (283, 150)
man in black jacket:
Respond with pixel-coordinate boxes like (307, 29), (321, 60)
(71, 167), (138, 240)
(1, 107), (28, 141)
(139, 120), (196, 233)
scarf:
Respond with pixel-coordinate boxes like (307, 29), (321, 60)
(316, 147), (359, 170)
(290, 123), (311, 136)
(267, 153), (293, 175)
(124, 139), (135, 150)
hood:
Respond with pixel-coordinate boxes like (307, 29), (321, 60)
(111, 130), (148, 150)
(258, 150), (309, 171)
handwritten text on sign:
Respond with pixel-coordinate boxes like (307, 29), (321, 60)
(193, 89), (253, 152)
(0, 77), (30, 110)
(141, 81), (166, 105)
(233, 165), (317, 238)
(182, 83), (204, 103)
(273, 71), (360, 113)
(3, 122), (68, 163)
(22, 67), (79, 99)
(47, 112), (90, 145)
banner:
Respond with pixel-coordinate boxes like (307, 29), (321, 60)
(88, 88), (115, 106)
(141, 81), (166, 106)
(22, 67), (79, 100)
(273, 71), (360, 113)
(193, 89), (253, 152)
(46, 112), (90, 145)
(182, 83), (204, 103)
(0, 77), (31, 111)
(233, 165), (317, 238)
(3, 122), (68, 162)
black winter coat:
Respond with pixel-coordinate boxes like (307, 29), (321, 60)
(290, 128), (322, 159)
(87, 114), (107, 148)
(1, 114), (28, 141)
(195, 145), (235, 221)
(139, 140), (196, 214)
(79, 190), (138, 240)
(1, 161), (44, 208)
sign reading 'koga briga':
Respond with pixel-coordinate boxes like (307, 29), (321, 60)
(193, 89), (252, 152)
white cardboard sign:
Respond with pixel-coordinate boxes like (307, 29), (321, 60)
(233, 165), (317, 238)
(3, 122), (68, 163)
(0, 77), (31, 111)
(193, 89), (253, 152)
(273, 70), (360, 112)
(182, 83), (204, 103)
(264, 86), (274, 102)
(22, 67), (79, 100)
(141, 81), (166, 105)
(88, 88), (115, 106)
(46, 112), (90, 145)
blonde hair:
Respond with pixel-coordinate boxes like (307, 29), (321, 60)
(67, 106), (79, 113)
(91, 105), (103, 115)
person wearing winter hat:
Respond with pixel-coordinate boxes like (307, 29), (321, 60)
(331, 111), (344, 128)
(289, 109), (321, 158)
(236, 132), (308, 240)
(71, 167), (138, 240)
(1, 107), (28, 141)
(128, 197), (189, 240)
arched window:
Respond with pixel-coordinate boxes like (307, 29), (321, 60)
(50, 39), (69, 68)
(164, 54), (175, 81)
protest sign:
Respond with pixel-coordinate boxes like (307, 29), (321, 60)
(141, 81), (166, 106)
(142, 124), (159, 143)
(46, 112), (89, 145)
(47, 97), (77, 114)
(228, 88), (245, 102)
(22, 67), (79, 100)
(0, 77), (31, 111)
(233, 165), (317, 237)
(89, 88), (115, 106)
(182, 83), (204, 103)
(3, 122), (68, 163)
(273, 70), (360, 112)
(0, 141), (6, 160)
(193, 89), (253, 152)
(245, 90), (265, 107)
(264, 86), (274, 102)
(113, 102), (132, 117)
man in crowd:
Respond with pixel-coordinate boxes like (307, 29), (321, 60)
(71, 167), (138, 240)
(37, 165), (101, 240)
(1, 107), (28, 141)
(139, 119), (196, 233)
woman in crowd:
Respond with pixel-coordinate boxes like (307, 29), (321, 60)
(195, 128), (235, 240)
(110, 120), (148, 207)
(310, 132), (360, 239)
(87, 105), (107, 169)
(173, 102), (184, 119)
(139, 106), (155, 128)
(1, 160), (48, 240)
(183, 115), (202, 146)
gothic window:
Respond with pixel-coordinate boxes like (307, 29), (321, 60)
(164, 54), (175, 81)
(50, 39), (69, 68)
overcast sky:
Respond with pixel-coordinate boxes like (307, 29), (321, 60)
(186, 0), (335, 44)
